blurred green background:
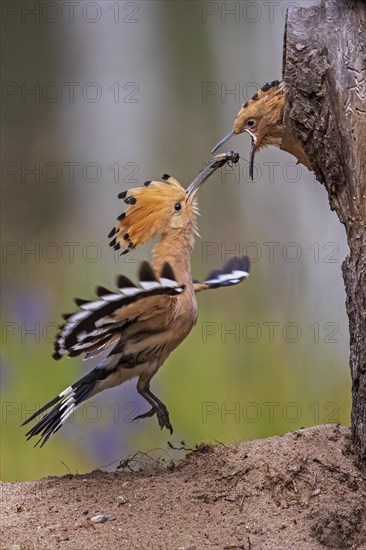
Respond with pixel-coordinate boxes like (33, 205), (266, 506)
(1, 0), (350, 481)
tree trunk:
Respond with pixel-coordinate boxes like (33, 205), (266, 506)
(282, 0), (366, 475)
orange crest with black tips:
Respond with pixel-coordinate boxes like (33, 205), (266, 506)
(108, 174), (199, 255)
(108, 152), (240, 254)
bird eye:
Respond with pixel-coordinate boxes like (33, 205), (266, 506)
(247, 119), (256, 128)
(174, 203), (182, 212)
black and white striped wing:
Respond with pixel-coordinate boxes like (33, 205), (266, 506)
(193, 256), (250, 292)
(54, 261), (184, 361)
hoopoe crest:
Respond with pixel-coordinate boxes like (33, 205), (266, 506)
(108, 175), (198, 256)
(108, 152), (240, 256)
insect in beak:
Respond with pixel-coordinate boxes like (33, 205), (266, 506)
(211, 131), (236, 154)
(212, 129), (257, 181)
(186, 151), (240, 201)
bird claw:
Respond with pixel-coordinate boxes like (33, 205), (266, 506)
(133, 405), (173, 434)
(133, 408), (156, 421)
(156, 405), (173, 434)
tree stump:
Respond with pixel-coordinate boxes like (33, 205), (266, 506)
(282, 0), (366, 475)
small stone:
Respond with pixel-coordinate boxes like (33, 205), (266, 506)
(91, 514), (115, 524)
(311, 488), (321, 497)
(117, 496), (127, 506)
(82, 510), (89, 516)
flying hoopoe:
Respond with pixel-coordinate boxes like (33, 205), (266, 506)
(22, 152), (250, 446)
(211, 80), (312, 179)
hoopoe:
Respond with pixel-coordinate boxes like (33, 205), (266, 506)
(22, 152), (250, 446)
(211, 80), (311, 179)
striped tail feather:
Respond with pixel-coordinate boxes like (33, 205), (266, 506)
(193, 256), (250, 292)
(54, 261), (185, 361)
(204, 256), (250, 287)
(21, 367), (108, 447)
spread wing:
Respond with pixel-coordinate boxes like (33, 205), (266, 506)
(54, 261), (185, 361)
(193, 256), (250, 293)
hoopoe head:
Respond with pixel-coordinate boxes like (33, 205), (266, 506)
(109, 152), (239, 254)
(211, 81), (284, 178)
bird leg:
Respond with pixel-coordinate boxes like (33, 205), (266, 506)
(134, 386), (173, 434)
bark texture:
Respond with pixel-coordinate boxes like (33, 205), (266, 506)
(282, 0), (366, 475)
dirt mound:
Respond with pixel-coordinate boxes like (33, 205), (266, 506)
(1, 425), (365, 550)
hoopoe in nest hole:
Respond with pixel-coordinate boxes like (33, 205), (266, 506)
(212, 80), (311, 179)
(23, 152), (250, 446)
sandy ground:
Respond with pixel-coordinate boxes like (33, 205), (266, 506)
(1, 425), (366, 550)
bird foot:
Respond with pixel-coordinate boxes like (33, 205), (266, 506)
(133, 407), (156, 421)
(156, 404), (173, 434)
(133, 404), (173, 434)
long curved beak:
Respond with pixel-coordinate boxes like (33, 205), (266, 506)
(249, 138), (256, 181)
(186, 151), (239, 200)
(211, 131), (235, 154)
